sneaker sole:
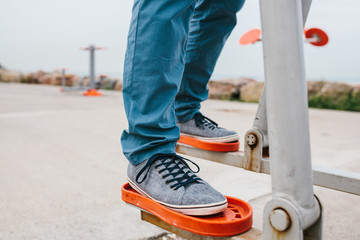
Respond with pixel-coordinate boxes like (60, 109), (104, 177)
(180, 133), (239, 143)
(127, 178), (228, 216)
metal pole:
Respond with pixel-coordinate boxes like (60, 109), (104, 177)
(61, 69), (66, 89)
(259, 0), (320, 233)
(253, 0), (312, 148)
(301, 0), (312, 25)
(252, 87), (268, 147)
(89, 45), (95, 90)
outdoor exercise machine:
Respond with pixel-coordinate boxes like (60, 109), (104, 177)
(60, 45), (106, 96)
(122, 0), (360, 239)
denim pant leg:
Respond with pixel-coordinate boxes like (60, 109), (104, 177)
(175, 0), (246, 122)
(121, 0), (197, 165)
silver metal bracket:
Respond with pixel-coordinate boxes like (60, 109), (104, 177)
(263, 196), (322, 240)
(243, 129), (264, 172)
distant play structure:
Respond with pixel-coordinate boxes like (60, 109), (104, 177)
(122, 1), (359, 239)
(60, 45), (106, 96)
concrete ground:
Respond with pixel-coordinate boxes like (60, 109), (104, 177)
(0, 82), (359, 240)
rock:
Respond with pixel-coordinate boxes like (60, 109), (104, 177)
(352, 84), (360, 94)
(36, 71), (62, 85)
(319, 82), (352, 104)
(240, 81), (264, 102)
(0, 69), (23, 83)
(349, 84), (360, 111)
(23, 70), (47, 84)
(208, 78), (254, 100)
(37, 73), (52, 85)
(114, 79), (123, 91)
(320, 82), (352, 96)
(50, 72), (64, 86)
(68, 75), (81, 86)
(307, 81), (326, 98)
(308, 81), (359, 111)
(100, 79), (117, 90)
(81, 77), (90, 87)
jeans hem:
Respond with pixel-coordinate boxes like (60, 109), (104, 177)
(126, 141), (177, 165)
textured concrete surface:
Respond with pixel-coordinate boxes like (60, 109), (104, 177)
(0, 83), (359, 240)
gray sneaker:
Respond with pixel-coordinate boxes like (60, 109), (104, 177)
(127, 153), (227, 216)
(177, 113), (239, 143)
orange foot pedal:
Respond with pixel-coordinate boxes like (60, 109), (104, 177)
(83, 89), (102, 96)
(178, 135), (239, 152)
(121, 183), (252, 237)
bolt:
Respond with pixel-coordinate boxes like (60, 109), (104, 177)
(246, 133), (257, 146)
(270, 209), (290, 232)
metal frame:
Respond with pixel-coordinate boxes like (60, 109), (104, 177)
(260, 0), (321, 238)
(176, 144), (360, 196)
(138, 0), (360, 239)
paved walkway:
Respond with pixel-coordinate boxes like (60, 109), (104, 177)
(0, 83), (359, 240)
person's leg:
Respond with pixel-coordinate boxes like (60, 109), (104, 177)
(175, 0), (246, 122)
(121, 0), (197, 165)
(122, 0), (229, 216)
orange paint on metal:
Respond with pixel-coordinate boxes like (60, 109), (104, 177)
(121, 183), (253, 237)
(178, 135), (239, 152)
(83, 89), (102, 96)
(239, 29), (261, 45)
(305, 28), (329, 46)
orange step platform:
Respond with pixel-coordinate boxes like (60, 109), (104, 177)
(178, 135), (240, 152)
(121, 183), (253, 237)
(83, 89), (102, 96)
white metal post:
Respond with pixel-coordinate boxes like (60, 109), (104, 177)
(89, 45), (96, 90)
(260, 0), (320, 238)
(61, 69), (66, 89)
(301, 0), (312, 25)
(252, 87), (268, 147)
(253, 0), (312, 149)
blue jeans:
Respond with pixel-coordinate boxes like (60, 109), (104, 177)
(121, 0), (245, 165)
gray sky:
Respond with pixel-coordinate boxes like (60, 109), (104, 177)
(1, 0), (359, 83)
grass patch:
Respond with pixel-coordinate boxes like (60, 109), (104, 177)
(309, 92), (360, 112)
